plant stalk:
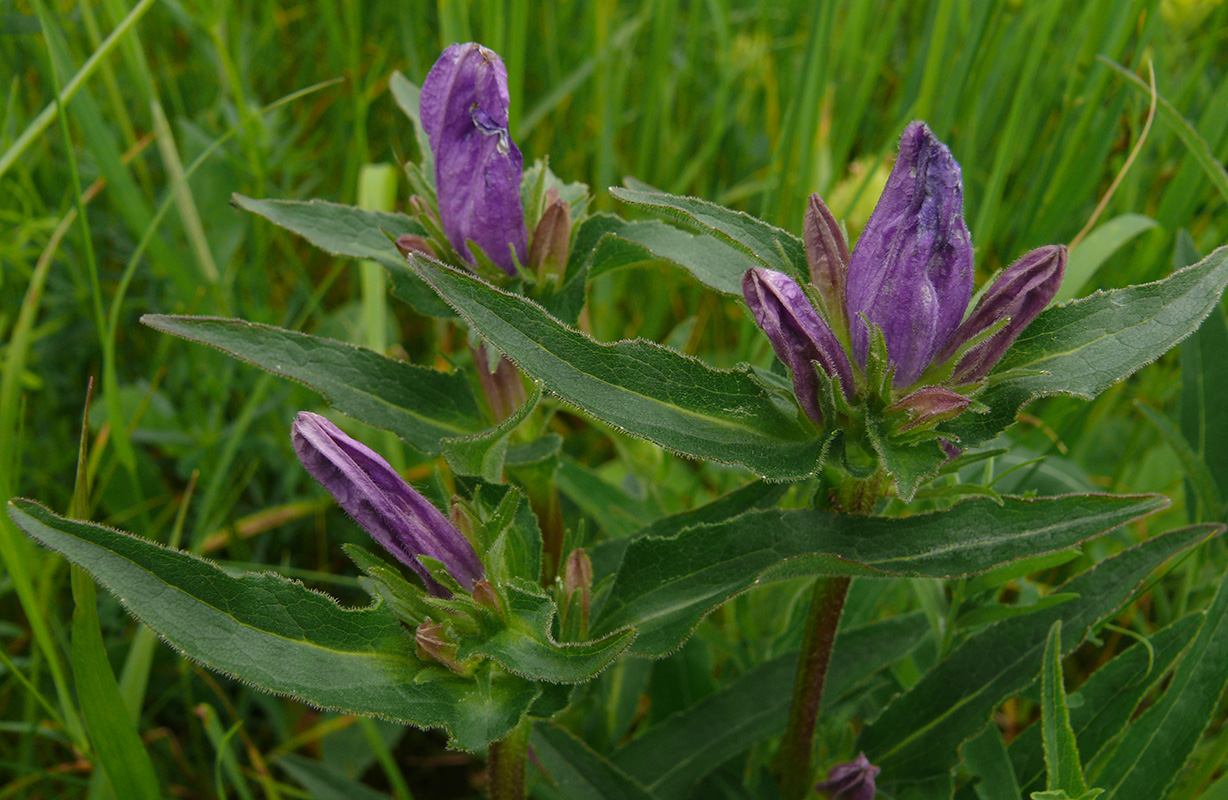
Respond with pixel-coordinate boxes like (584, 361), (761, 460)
(777, 574), (852, 800)
(488, 718), (532, 800)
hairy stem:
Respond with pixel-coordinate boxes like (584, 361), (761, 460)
(777, 574), (852, 800)
(488, 718), (532, 800)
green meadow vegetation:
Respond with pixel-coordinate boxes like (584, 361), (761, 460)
(3, 0), (1228, 797)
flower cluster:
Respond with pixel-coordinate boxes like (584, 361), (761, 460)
(744, 122), (1065, 446)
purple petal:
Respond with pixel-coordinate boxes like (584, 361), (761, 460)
(292, 412), (484, 596)
(803, 192), (850, 329)
(743, 267), (854, 426)
(846, 122), (974, 387)
(941, 245), (1067, 382)
(420, 43), (527, 274)
(815, 753), (879, 800)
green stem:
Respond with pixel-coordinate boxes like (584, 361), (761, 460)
(777, 574), (852, 800)
(488, 718), (532, 800)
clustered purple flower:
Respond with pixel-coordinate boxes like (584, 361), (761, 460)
(292, 411), (483, 597)
(743, 122), (1066, 428)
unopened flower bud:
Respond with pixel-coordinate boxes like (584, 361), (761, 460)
(743, 267), (853, 426)
(530, 190), (572, 282)
(415, 619), (463, 672)
(292, 412), (484, 597)
(886, 385), (971, 431)
(846, 122), (973, 387)
(395, 234), (437, 260)
(563, 548), (592, 617)
(815, 752), (879, 800)
(941, 245), (1066, 383)
(420, 43), (527, 274)
(471, 342), (527, 422)
(803, 193), (850, 330)
(471, 578), (503, 616)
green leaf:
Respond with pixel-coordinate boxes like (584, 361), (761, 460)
(961, 724), (1022, 800)
(1008, 613), (1204, 796)
(1095, 559), (1228, 800)
(610, 614), (928, 797)
(7, 500), (537, 751)
(1030, 791), (1104, 800)
(577, 212), (760, 295)
(405, 254), (829, 479)
(865, 415), (949, 501)
(947, 245), (1228, 449)
(595, 493), (1166, 657)
(610, 186), (809, 284)
(141, 315), (483, 454)
(442, 382), (542, 483)
(1056, 214), (1158, 303)
(1136, 402), (1225, 520)
(232, 194), (454, 318)
(71, 569), (162, 800)
(278, 754), (392, 800)
(857, 523), (1220, 783)
(1040, 621), (1089, 796)
(531, 722), (657, 800)
(1178, 233), (1228, 515)
(388, 71), (432, 180)
(461, 584), (635, 685)
(556, 458), (656, 540)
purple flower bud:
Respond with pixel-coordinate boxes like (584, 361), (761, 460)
(395, 234), (437, 260)
(471, 342), (527, 422)
(420, 43), (528, 275)
(743, 267), (854, 426)
(941, 245), (1067, 383)
(529, 189), (573, 282)
(815, 752), (879, 800)
(886, 385), (971, 431)
(846, 122), (974, 388)
(291, 411), (484, 597)
(803, 192), (850, 329)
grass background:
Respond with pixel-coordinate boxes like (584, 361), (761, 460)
(2, 0), (1228, 797)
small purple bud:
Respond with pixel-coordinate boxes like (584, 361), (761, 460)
(803, 192), (850, 329)
(471, 342), (527, 422)
(395, 234), (437, 260)
(420, 43), (528, 274)
(941, 245), (1067, 383)
(886, 385), (971, 431)
(415, 619), (464, 672)
(291, 411), (484, 597)
(846, 122), (974, 387)
(815, 752), (879, 800)
(743, 267), (854, 426)
(530, 190), (573, 282)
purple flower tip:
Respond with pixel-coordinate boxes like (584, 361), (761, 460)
(846, 121), (974, 388)
(942, 244), (1067, 383)
(420, 43), (528, 275)
(815, 752), (879, 800)
(742, 267), (854, 426)
(291, 411), (484, 597)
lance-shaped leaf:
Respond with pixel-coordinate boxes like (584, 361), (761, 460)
(232, 194), (454, 318)
(945, 245), (1228, 448)
(141, 316), (483, 454)
(460, 584), (635, 684)
(611, 186), (810, 285)
(593, 493), (1167, 657)
(1008, 612), (1204, 796)
(531, 722), (657, 800)
(1094, 558), (1228, 800)
(610, 614), (928, 798)
(7, 500), (537, 751)
(404, 254), (828, 479)
(576, 213), (755, 296)
(856, 523), (1222, 784)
